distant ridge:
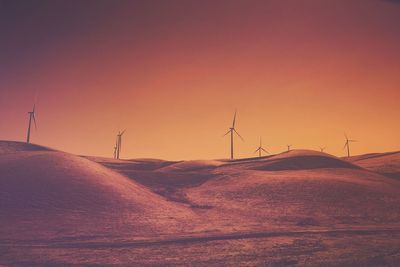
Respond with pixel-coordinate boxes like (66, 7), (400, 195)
(0, 140), (52, 153)
(219, 150), (360, 171)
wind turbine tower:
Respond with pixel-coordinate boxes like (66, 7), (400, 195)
(116, 130), (126, 159)
(113, 140), (118, 159)
(223, 110), (244, 160)
(26, 104), (37, 143)
(344, 134), (356, 157)
(255, 137), (269, 157)
(286, 144), (292, 152)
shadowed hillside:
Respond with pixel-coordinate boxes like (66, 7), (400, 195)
(347, 151), (400, 180)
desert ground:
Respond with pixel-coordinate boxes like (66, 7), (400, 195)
(1, 140), (400, 266)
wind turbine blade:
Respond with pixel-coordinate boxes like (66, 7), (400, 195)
(261, 148), (269, 154)
(32, 114), (37, 130)
(34, 93), (38, 108)
(234, 129), (244, 141)
(222, 129), (231, 137)
(33, 104), (36, 113)
(254, 148), (260, 153)
(121, 129), (126, 135)
(232, 109), (237, 128)
(349, 140), (357, 142)
(343, 142), (348, 149)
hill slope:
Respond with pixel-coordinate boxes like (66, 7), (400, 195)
(0, 141), (192, 241)
(347, 151), (400, 179)
(2, 144), (400, 266)
(91, 150), (400, 233)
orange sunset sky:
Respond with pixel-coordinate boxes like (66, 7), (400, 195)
(0, 0), (399, 160)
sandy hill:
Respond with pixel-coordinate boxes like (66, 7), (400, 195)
(84, 156), (177, 171)
(88, 157), (221, 205)
(2, 144), (400, 266)
(0, 140), (52, 153)
(223, 149), (359, 171)
(0, 141), (192, 241)
(92, 149), (400, 234)
(158, 160), (224, 172)
(347, 151), (400, 179)
(178, 150), (400, 232)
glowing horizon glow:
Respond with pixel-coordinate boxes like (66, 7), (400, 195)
(0, 0), (399, 160)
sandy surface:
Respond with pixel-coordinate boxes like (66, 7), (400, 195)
(1, 141), (400, 266)
(347, 151), (400, 180)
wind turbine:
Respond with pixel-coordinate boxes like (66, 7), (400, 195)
(223, 110), (244, 160)
(254, 137), (269, 157)
(113, 138), (118, 159)
(26, 104), (37, 143)
(286, 144), (292, 152)
(343, 133), (356, 157)
(319, 147), (326, 152)
(116, 129), (126, 159)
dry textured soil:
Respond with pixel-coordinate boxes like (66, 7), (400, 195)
(1, 141), (400, 266)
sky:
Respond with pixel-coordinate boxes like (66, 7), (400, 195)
(0, 0), (399, 160)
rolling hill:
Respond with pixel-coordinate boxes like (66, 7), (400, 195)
(90, 149), (400, 232)
(0, 141), (193, 241)
(347, 151), (400, 179)
(1, 142), (400, 266)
